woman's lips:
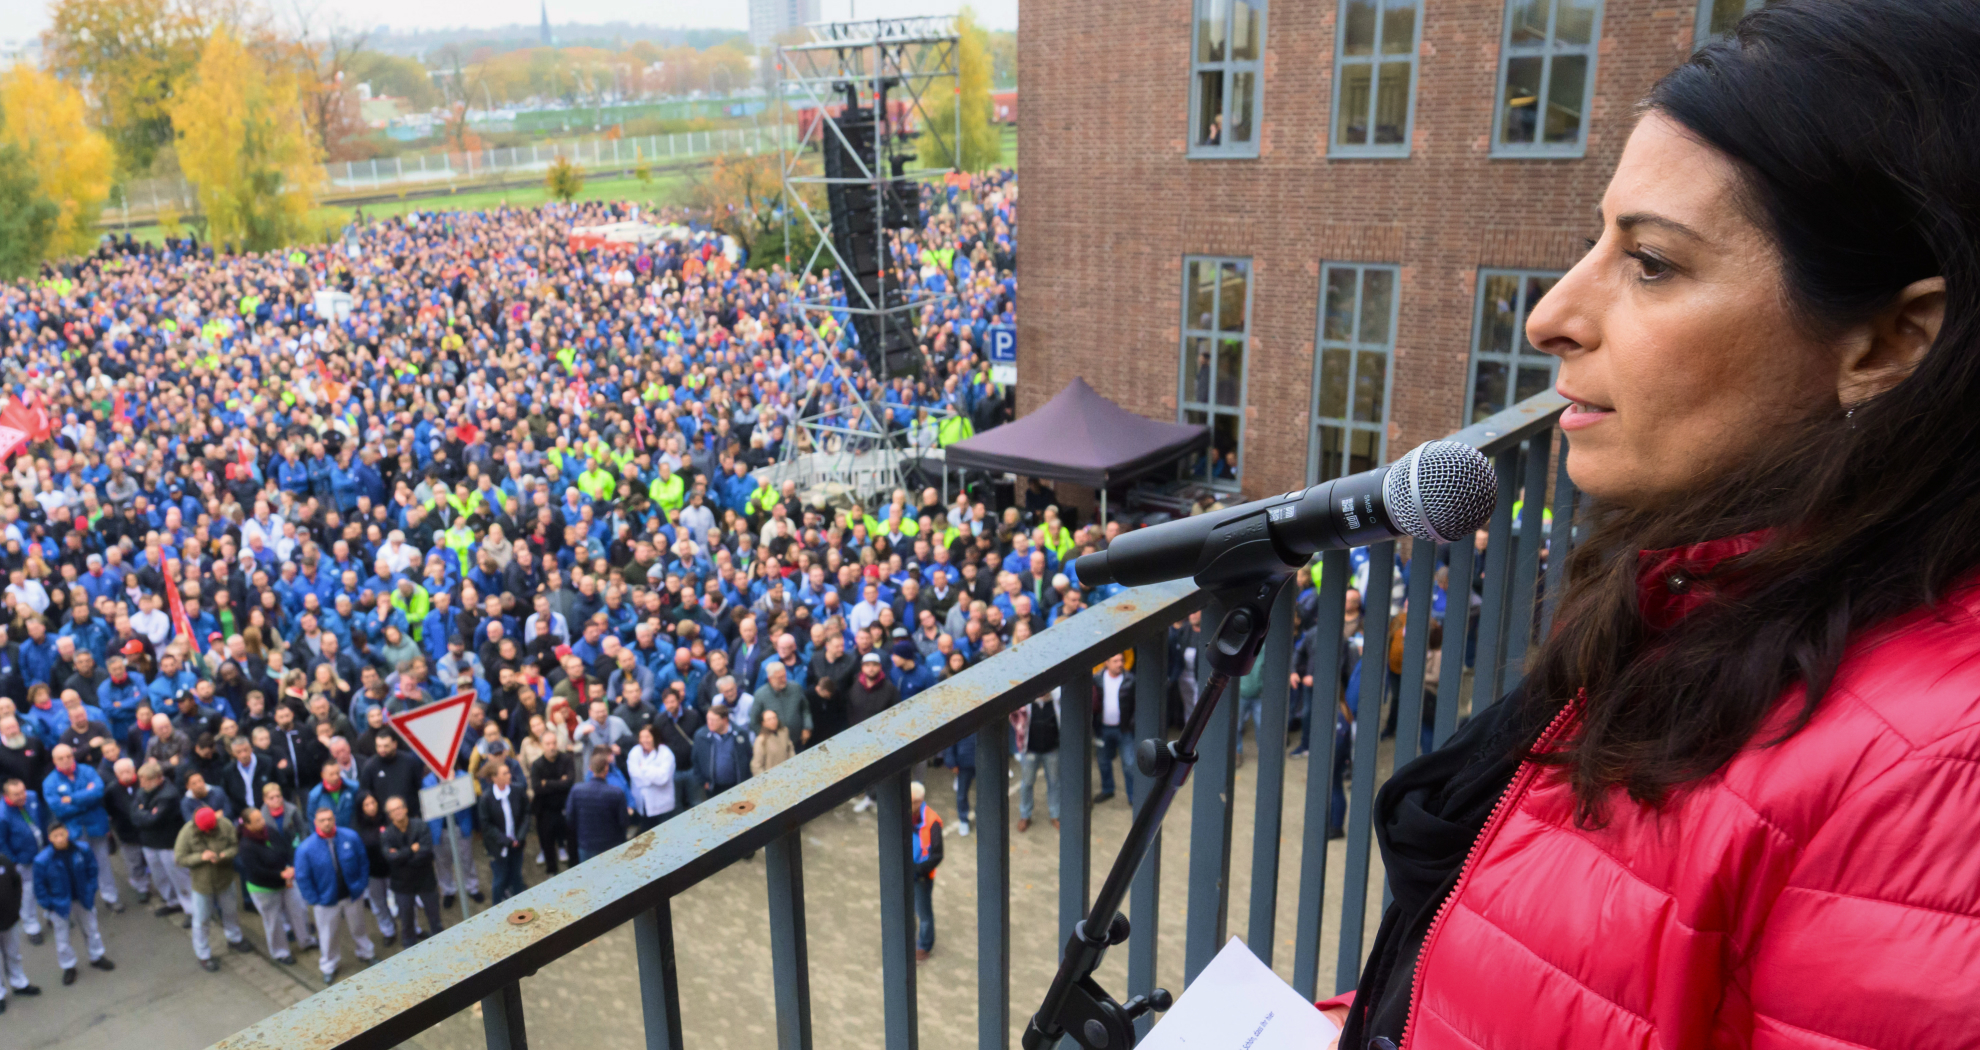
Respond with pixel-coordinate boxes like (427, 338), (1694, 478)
(1558, 397), (1615, 431)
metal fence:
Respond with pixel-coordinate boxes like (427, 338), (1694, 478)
(211, 390), (1575, 1050)
(110, 124), (798, 225)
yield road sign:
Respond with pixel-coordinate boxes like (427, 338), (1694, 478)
(387, 691), (475, 781)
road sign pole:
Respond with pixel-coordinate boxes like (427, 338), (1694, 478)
(445, 795), (471, 921)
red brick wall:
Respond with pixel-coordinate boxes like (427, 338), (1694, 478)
(1017, 0), (1701, 499)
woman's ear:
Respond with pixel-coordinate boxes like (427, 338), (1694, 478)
(1837, 277), (1945, 406)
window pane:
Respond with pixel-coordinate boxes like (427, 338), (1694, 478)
(1323, 268), (1357, 341)
(1189, 337), (1215, 403)
(1381, 0), (1418, 54)
(1342, 0), (1378, 56)
(1359, 268), (1394, 345)
(1188, 260), (1217, 331)
(1352, 350), (1387, 423)
(1229, 71), (1256, 144)
(1212, 413), (1242, 483)
(1706, 0), (1745, 37)
(1508, 0), (1550, 46)
(1198, 0), (1229, 61)
(1196, 71), (1226, 146)
(1318, 348), (1351, 419)
(1317, 424), (1347, 483)
(1231, 0), (1262, 60)
(1501, 56), (1543, 144)
(1348, 428), (1382, 476)
(1215, 338), (1245, 406)
(1524, 274), (1558, 312)
(1218, 261), (1248, 332)
(1515, 364), (1553, 404)
(1556, 0), (1598, 44)
(1374, 61), (1411, 143)
(1483, 274), (1519, 355)
(1185, 409), (1213, 481)
(1335, 63), (1372, 146)
(1472, 361), (1509, 422)
(1542, 54), (1587, 143)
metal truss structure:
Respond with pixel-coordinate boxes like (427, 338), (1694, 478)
(766, 17), (963, 501)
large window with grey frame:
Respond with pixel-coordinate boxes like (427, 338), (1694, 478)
(1181, 257), (1251, 488)
(1492, 0), (1602, 156)
(1695, 0), (1768, 46)
(1310, 263), (1399, 484)
(1466, 269), (1561, 424)
(1190, 0), (1266, 158)
(1331, 0), (1423, 156)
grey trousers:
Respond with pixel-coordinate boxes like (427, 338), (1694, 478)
(189, 887), (244, 961)
(142, 847), (194, 908)
(249, 885), (316, 959)
(46, 907), (105, 970)
(13, 862), (38, 935)
(0, 925), (25, 999)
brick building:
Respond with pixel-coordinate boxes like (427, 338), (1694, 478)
(1015, 0), (1762, 501)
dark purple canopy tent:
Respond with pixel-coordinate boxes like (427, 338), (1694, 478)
(944, 378), (1209, 520)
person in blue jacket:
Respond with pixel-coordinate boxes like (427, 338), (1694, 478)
(32, 823), (116, 983)
(292, 806), (374, 984)
(305, 762), (361, 830)
(2, 778), (48, 941)
(42, 745), (119, 912)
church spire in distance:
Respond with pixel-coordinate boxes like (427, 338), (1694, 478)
(540, 0), (553, 46)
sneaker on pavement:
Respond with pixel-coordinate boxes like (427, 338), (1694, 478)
(26, 930), (42, 945)
(1016, 818), (1031, 832)
(274, 955), (296, 965)
(228, 939), (254, 953)
(200, 958), (220, 972)
(17, 984), (40, 995)
(154, 903), (183, 917)
(957, 821), (970, 837)
(89, 958), (115, 972)
(137, 890), (152, 904)
(61, 968), (76, 986)
(468, 891), (485, 904)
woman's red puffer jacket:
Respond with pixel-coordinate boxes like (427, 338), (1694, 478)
(1389, 536), (1980, 1049)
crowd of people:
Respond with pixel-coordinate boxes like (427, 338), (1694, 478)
(0, 159), (1437, 1013)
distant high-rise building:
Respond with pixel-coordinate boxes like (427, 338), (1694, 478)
(749, 0), (820, 49)
(540, 0), (553, 46)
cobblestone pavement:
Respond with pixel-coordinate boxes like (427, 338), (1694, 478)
(11, 727), (1391, 1050)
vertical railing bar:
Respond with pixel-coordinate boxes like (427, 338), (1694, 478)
(1128, 629), (1168, 1040)
(1500, 436), (1553, 694)
(1539, 432), (1577, 640)
(1293, 549), (1348, 999)
(1244, 584), (1296, 964)
(1184, 595), (1238, 984)
(1382, 543), (1439, 913)
(1058, 672), (1091, 951)
(1433, 540), (1475, 750)
(975, 715), (1010, 1050)
(482, 980), (528, 1050)
(877, 770), (919, 1050)
(1471, 449), (1521, 711)
(1334, 542), (1394, 991)
(766, 831), (814, 1050)
(635, 901), (685, 1050)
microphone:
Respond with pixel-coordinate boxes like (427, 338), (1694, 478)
(1074, 440), (1499, 589)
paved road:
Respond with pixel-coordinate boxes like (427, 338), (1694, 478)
(9, 726), (1389, 1050)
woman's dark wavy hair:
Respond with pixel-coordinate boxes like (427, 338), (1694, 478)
(1521, 0), (1980, 822)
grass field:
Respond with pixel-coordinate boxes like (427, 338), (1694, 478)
(100, 125), (1018, 248)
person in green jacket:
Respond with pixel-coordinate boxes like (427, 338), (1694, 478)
(174, 807), (249, 969)
(648, 462), (685, 523)
(578, 458), (617, 503)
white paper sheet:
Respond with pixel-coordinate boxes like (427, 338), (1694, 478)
(1137, 937), (1343, 1050)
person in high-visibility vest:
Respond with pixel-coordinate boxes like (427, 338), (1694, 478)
(577, 458), (617, 503)
(937, 413), (974, 447)
(744, 477), (780, 519)
(647, 462), (685, 523)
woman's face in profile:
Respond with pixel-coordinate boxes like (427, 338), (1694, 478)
(1527, 113), (1845, 507)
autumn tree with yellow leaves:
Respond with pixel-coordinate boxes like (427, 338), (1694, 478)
(915, 8), (1002, 174)
(172, 28), (325, 251)
(0, 65), (115, 258)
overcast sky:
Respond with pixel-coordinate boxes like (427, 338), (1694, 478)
(2, 0), (1017, 46)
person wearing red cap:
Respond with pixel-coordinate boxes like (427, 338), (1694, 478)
(172, 805), (249, 971)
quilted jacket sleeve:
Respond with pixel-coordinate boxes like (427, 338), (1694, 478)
(1743, 721), (1980, 1050)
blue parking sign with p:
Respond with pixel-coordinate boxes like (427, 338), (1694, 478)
(989, 325), (1017, 362)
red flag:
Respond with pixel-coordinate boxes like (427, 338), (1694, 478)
(0, 426), (27, 464)
(163, 566), (197, 652)
(0, 390), (50, 442)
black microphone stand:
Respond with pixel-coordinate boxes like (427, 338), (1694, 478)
(1023, 570), (1296, 1050)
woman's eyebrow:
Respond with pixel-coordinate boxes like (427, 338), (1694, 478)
(1598, 207), (1706, 241)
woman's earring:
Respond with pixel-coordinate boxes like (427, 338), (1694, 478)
(1845, 403), (1857, 429)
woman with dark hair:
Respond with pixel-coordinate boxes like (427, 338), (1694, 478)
(1326, 2), (1980, 1047)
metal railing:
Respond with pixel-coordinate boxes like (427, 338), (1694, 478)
(212, 390), (1575, 1050)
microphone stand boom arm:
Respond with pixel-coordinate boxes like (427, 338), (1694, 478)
(1022, 570), (1297, 1050)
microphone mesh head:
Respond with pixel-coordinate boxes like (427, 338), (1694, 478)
(1382, 440), (1499, 544)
